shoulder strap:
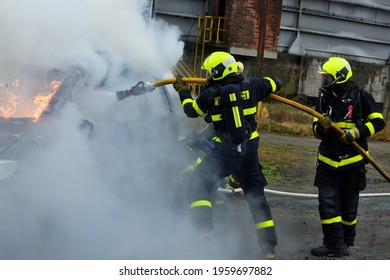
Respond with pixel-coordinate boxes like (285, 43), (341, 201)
(352, 87), (363, 120)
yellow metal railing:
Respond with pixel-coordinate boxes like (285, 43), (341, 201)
(194, 16), (227, 79)
(174, 59), (195, 78)
(173, 16), (228, 95)
(173, 59), (197, 93)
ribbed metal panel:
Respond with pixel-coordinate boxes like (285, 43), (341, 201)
(280, 0), (390, 64)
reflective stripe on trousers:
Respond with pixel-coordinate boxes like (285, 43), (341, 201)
(187, 137), (277, 249)
(314, 164), (362, 248)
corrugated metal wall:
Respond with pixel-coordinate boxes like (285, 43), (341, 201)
(279, 0), (390, 65)
(153, 0), (390, 65)
(152, 0), (207, 40)
(151, 0), (389, 103)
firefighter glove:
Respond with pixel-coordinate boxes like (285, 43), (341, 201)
(222, 175), (239, 195)
(173, 76), (188, 93)
(224, 182), (235, 192)
(223, 180), (236, 196)
(340, 127), (360, 144)
(318, 116), (332, 130)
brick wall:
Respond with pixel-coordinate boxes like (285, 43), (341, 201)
(225, 0), (282, 52)
(266, 0), (282, 52)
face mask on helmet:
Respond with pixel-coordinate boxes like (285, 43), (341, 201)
(318, 57), (352, 85)
(321, 74), (335, 88)
(202, 51), (238, 80)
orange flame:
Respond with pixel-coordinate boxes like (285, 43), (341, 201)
(32, 80), (62, 122)
(0, 79), (62, 121)
(12, 78), (20, 87)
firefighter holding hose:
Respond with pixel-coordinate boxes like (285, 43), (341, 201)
(311, 57), (386, 257)
(173, 51), (282, 259)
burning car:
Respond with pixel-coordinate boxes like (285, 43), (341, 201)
(0, 62), (87, 182)
(0, 59), (190, 260)
(0, 59), (180, 185)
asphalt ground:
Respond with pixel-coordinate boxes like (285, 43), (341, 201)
(181, 133), (390, 260)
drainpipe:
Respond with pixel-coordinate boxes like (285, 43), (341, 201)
(149, 0), (155, 19)
(382, 66), (390, 121)
(257, 0), (269, 75)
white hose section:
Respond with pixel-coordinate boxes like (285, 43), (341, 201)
(217, 187), (390, 198)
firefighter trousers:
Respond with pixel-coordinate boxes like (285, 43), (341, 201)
(314, 164), (367, 248)
(187, 137), (277, 252)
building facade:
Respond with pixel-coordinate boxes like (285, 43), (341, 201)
(150, 0), (389, 114)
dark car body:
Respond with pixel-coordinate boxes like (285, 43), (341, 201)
(0, 61), (179, 184)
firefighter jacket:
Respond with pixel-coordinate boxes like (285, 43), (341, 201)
(178, 74), (280, 144)
(312, 81), (385, 170)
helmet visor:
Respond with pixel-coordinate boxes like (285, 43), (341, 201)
(321, 74), (334, 87)
(201, 65), (212, 79)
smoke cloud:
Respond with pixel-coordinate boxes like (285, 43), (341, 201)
(0, 0), (194, 260)
(0, 0), (246, 260)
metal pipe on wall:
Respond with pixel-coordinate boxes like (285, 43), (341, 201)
(257, 0), (270, 75)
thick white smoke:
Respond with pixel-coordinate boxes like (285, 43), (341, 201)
(0, 0), (206, 259)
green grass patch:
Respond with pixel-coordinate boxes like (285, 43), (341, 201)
(262, 163), (285, 181)
(259, 142), (302, 182)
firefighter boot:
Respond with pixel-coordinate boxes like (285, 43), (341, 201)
(311, 244), (343, 258)
(343, 244), (351, 256)
(263, 251), (275, 260)
(261, 246), (276, 260)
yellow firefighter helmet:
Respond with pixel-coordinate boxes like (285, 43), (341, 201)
(202, 51), (238, 81)
(317, 57), (352, 84)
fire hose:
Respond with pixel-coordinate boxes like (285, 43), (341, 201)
(217, 187), (390, 197)
(267, 94), (390, 183)
(122, 77), (390, 184)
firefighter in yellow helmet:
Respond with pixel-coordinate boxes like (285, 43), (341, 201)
(173, 51), (282, 259)
(311, 57), (385, 257)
